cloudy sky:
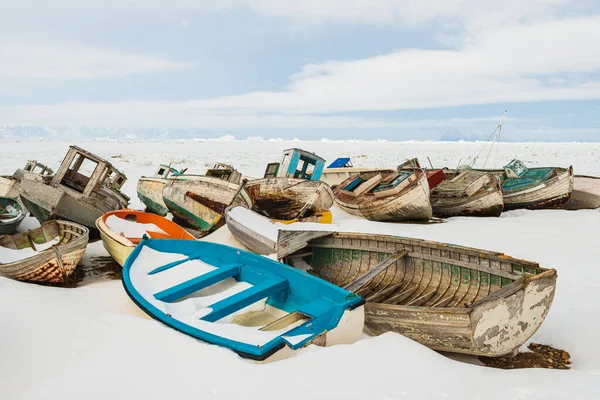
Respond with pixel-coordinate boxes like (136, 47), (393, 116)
(1, 0), (600, 140)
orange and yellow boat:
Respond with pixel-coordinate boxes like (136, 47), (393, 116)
(96, 210), (196, 266)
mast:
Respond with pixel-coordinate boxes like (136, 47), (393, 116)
(482, 110), (507, 168)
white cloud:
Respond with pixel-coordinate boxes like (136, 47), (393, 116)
(0, 100), (504, 130)
(161, 15), (600, 112)
(0, 41), (191, 80)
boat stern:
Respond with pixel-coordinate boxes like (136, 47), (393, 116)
(470, 269), (557, 357)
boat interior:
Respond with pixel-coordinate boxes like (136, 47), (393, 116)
(283, 233), (547, 309)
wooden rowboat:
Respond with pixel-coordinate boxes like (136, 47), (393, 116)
(96, 210), (196, 266)
(564, 175), (600, 210)
(0, 220), (89, 283)
(122, 237), (365, 362)
(428, 169), (504, 218)
(0, 197), (25, 235)
(224, 205), (333, 255)
(246, 178), (334, 221)
(276, 231), (557, 357)
(333, 169), (432, 221)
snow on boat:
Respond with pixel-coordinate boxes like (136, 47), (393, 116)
(224, 205), (333, 255)
(19, 146), (130, 231)
(428, 169), (504, 218)
(0, 220), (89, 283)
(247, 148), (334, 220)
(96, 210), (196, 266)
(477, 160), (573, 211)
(122, 238), (365, 361)
(276, 231), (557, 357)
(0, 197), (25, 235)
(137, 164), (191, 216)
(564, 175), (600, 210)
(320, 157), (386, 188)
(333, 169), (432, 221)
(163, 163), (252, 234)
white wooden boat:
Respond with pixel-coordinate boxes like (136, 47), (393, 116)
(122, 237), (365, 362)
(0, 220), (89, 283)
(224, 205), (334, 255)
(333, 169), (432, 221)
(564, 175), (600, 210)
(276, 231), (557, 357)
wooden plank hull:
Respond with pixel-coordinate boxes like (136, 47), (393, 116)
(565, 175), (600, 209)
(137, 178), (169, 216)
(163, 177), (252, 233)
(431, 186), (504, 218)
(334, 171), (432, 221)
(280, 232), (557, 357)
(224, 205), (334, 255)
(245, 178), (334, 220)
(0, 220), (89, 283)
(0, 176), (19, 198)
(477, 166), (574, 211)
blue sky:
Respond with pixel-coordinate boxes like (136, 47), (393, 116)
(1, 1), (600, 141)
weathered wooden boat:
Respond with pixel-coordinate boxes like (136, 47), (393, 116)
(247, 148), (334, 220)
(428, 169), (504, 218)
(333, 168), (432, 221)
(321, 158), (385, 188)
(0, 220), (89, 283)
(476, 160), (573, 211)
(276, 231), (557, 357)
(122, 237), (365, 361)
(163, 163), (252, 233)
(0, 197), (25, 234)
(96, 210), (196, 266)
(1, 160), (54, 211)
(19, 146), (130, 231)
(137, 164), (196, 216)
(564, 175), (600, 210)
(224, 205), (333, 255)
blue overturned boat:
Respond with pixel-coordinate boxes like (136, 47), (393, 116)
(122, 238), (365, 361)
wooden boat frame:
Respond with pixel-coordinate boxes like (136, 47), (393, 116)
(0, 220), (89, 283)
(333, 169), (432, 221)
(276, 231), (557, 357)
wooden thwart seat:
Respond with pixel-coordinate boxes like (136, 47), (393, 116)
(154, 263), (242, 302)
(201, 277), (289, 322)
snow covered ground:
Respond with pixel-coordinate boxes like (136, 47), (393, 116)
(1, 139), (599, 399)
